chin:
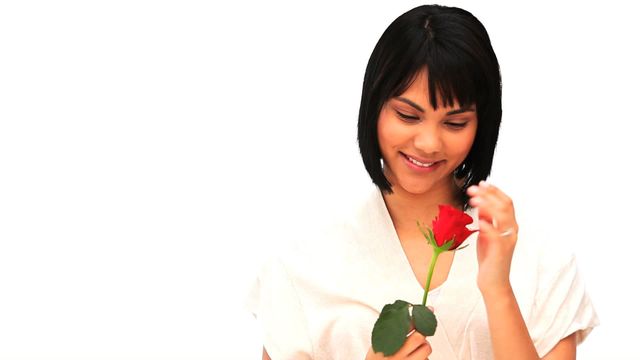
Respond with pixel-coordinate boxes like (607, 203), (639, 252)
(396, 181), (436, 195)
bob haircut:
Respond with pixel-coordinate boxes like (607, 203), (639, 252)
(357, 4), (502, 206)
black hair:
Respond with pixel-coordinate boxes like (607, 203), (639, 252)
(357, 4), (502, 207)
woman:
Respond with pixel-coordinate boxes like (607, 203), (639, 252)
(247, 4), (599, 359)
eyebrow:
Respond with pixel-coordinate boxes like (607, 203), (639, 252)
(395, 96), (476, 115)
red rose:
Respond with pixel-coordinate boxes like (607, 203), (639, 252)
(372, 204), (479, 355)
(431, 204), (477, 250)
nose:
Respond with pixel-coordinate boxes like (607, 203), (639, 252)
(413, 124), (443, 154)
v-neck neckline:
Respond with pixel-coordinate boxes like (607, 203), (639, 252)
(372, 186), (477, 305)
(367, 185), (482, 358)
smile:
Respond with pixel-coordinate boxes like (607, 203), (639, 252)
(407, 156), (435, 167)
(402, 153), (443, 172)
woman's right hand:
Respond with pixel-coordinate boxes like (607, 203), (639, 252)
(365, 327), (432, 360)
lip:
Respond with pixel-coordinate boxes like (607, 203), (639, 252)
(402, 153), (439, 164)
(401, 153), (443, 172)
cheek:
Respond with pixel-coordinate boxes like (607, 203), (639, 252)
(449, 127), (477, 157)
(377, 114), (399, 151)
(463, 129), (477, 151)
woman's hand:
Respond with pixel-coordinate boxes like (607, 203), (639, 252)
(366, 307), (434, 360)
(466, 181), (519, 296)
(365, 328), (432, 360)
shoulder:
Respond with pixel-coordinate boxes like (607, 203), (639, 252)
(508, 222), (581, 316)
(282, 185), (382, 261)
(269, 185), (387, 292)
(512, 223), (600, 355)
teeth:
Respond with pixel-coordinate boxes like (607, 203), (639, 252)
(407, 156), (435, 167)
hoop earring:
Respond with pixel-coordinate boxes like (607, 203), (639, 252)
(451, 173), (467, 192)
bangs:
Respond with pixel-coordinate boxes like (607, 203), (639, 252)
(357, 4), (502, 200)
(426, 43), (482, 109)
(389, 42), (482, 110)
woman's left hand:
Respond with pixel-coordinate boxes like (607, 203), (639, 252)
(466, 181), (518, 297)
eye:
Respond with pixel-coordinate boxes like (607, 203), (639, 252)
(445, 122), (468, 130)
(395, 111), (420, 122)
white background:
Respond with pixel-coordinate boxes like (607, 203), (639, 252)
(1, 1), (638, 359)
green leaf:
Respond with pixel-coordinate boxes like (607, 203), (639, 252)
(385, 299), (411, 311)
(453, 244), (469, 251)
(427, 228), (437, 247)
(417, 220), (428, 238)
(417, 222), (437, 248)
(412, 304), (437, 337)
(440, 238), (454, 251)
(416, 221), (428, 236)
(371, 300), (411, 356)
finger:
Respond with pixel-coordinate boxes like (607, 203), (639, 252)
(469, 182), (512, 212)
(407, 339), (432, 359)
(469, 188), (515, 232)
(471, 196), (509, 231)
(478, 218), (500, 239)
(474, 195), (511, 229)
(399, 331), (429, 357)
(470, 183), (508, 209)
(477, 183), (516, 221)
(479, 181), (512, 204)
(484, 187), (515, 224)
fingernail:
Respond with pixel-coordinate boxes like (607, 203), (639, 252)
(479, 180), (490, 188)
(469, 197), (482, 205)
(467, 186), (478, 194)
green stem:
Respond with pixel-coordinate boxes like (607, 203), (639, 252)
(422, 249), (441, 306)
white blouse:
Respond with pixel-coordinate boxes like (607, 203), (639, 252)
(245, 184), (599, 359)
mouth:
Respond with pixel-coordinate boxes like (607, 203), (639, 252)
(401, 153), (443, 171)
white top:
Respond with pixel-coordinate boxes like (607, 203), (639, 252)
(245, 184), (599, 359)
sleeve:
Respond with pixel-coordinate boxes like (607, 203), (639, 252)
(529, 251), (600, 357)
(244, 255), (314, 360)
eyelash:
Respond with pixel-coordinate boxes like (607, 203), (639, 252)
(395, 111), (467, 129)
(396, 111), (419, 121)
(446, 122), (467, 129)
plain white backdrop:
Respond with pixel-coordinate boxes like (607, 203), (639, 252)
(1, 1), (638, 359)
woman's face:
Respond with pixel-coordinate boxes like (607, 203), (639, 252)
(377, 68), (478, 198)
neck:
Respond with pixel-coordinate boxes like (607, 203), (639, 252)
(381, 177), (463, 241)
